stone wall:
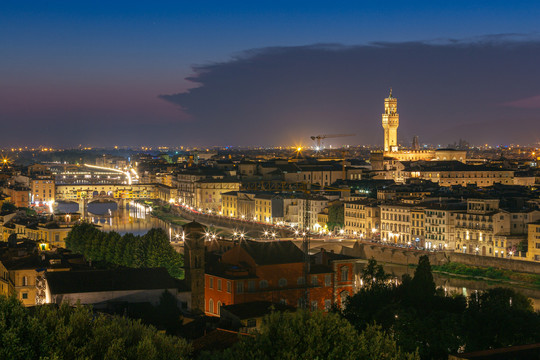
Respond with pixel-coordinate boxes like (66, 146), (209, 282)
(342, 242), (448, 267)
(446, 252), (540, 274)
(342, 242), (540, 274)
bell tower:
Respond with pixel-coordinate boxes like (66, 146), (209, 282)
(183, 221), (206, 314)
(382, 89), (399, 152)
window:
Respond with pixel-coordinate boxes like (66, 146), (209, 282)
(209, 277), (213, 289)
(279, 298), (287, 305)
(22, 276), (28, 286)
(297, 277), (305, 285)
(217, 301), (222, 315)
(237, 282), (244, 294)
(260, 280), (269, 289)
(209, 299), (214, 313)
(311, 300), (318, 311)
(278, 278), (287, 287)
(246, 319), (257, 328)
(324, 274), (331, 287)
(227, 281), (231, 293)
(311, 276), (318, 286)
(248, 280), (255, 292)
(217, 279), (222, 291)
(341, 266), (349, 282)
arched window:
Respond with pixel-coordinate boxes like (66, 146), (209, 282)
(341, 266), (349, 282)
(259, 280), (269, 289)
(278, 278), (287, 287)
(209, 299), (214, 314)
(217, 301), (222, 315)
(297, 277), (305, 285)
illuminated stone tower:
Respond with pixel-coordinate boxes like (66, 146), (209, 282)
(382, 89), (399, 152)
(183, 221), (206, 314)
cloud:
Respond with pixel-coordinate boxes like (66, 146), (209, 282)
(503, 95), (540, 109)
(160, 37), (540, 146)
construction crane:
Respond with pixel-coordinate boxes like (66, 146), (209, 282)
(310, 134), (355, 149)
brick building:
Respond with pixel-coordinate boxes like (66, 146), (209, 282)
(204, 241), (355, 316)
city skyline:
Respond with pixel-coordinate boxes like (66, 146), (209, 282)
(1, 1), (540, 147)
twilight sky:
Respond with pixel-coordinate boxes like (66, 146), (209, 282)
(1, 1), (540, 148)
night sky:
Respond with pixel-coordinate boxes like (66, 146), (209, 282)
(1, 1), (540, 148)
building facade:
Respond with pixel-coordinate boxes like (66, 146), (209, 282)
(344, 199), (380, 237)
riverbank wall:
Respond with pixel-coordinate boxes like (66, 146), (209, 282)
(342, 242), (540, 274)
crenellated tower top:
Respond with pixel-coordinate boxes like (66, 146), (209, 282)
(382, 89), (399, 152)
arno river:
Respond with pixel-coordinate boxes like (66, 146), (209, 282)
(57, 201), (540, 310)
(56, 201), (184, 239)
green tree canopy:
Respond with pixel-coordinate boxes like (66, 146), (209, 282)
(1, 201), (17, 213)
(65, 224), (184, 279)
(0, 295), (191, 360)
(210, 310), (418, 360)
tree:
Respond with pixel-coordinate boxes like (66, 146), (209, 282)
(65, 226), (184, 279)
(327, 203), (344, 231)
(1, 201), (17, 213)
(154, 290), (183, 334)
(463, 287), (540, 352)
(361, 257), (391, 290)
(406, 255), (436, 305)
(344, 256), (466, 360)
(210, 310), (418, 360)
(0, 295), (192, 360)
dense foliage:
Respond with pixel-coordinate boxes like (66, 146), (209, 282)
(204, 310), (419, 360)
(327, 203), (344, 231)
(343, 256), (540, 360)
(66, 223), (184, 278)
(433, 262), (540, 288)
(1, 201), (17, 213)
(0, 295), (191, 360)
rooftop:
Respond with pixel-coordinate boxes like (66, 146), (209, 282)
(46, 267), (177, 294)
(240, 240), (305, 265)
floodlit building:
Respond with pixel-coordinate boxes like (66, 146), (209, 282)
(344, 199), (380, 237)
(527, 221), (540, 261)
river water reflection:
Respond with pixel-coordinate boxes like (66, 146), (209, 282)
(56, 201), (185, 239)
(371, 261), (540, 311)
